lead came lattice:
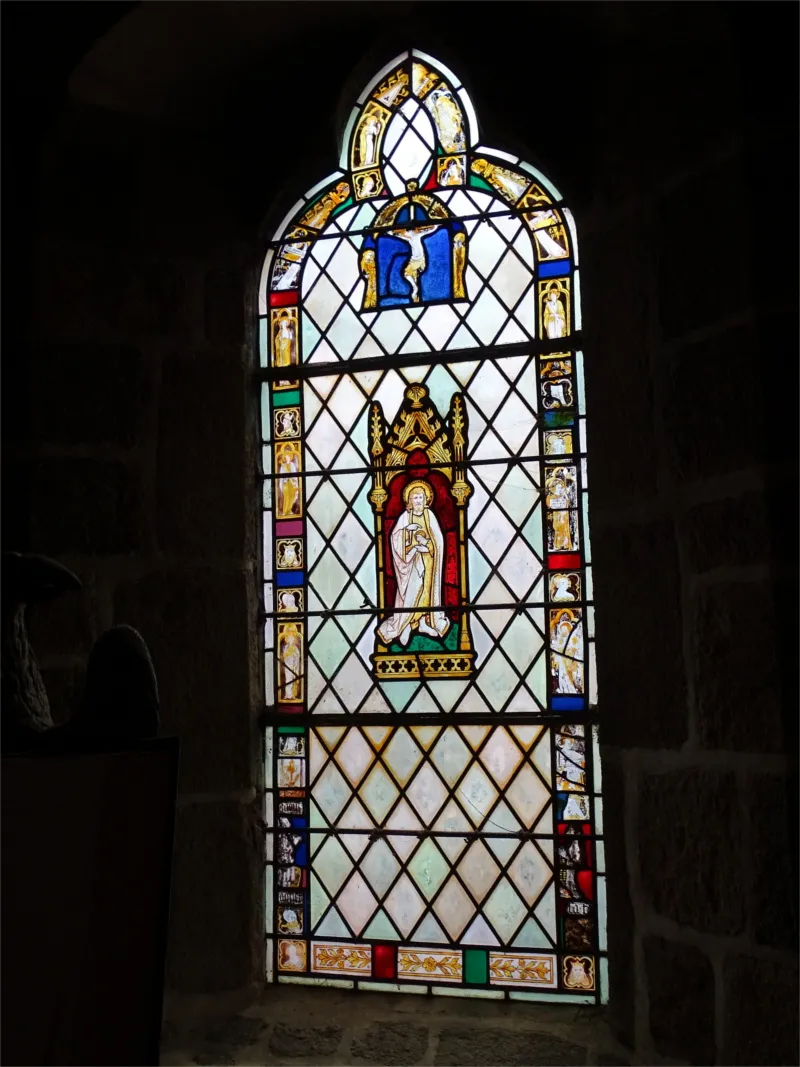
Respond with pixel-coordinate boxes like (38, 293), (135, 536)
(260, 49), (605, 1001)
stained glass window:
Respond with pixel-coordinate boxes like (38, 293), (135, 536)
(259, 50), (606, 1004)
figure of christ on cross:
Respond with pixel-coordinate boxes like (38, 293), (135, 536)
(392, 201), (439, 303)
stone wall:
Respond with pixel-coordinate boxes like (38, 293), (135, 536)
(3, 2), (797, 1064)
(4, 104), (266, 993)
(575, 6), (798, 1065)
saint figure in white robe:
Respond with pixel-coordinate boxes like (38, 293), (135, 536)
(543, 291), (567, 339)
(377, 480), (450, 646)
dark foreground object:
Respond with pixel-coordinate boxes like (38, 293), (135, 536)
(1, 737), (179, 1066)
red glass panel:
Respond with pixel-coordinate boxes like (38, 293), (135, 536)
(373, 944), (396, 979)
(548, 553), (582, 570)
(269, 291), (298, 307)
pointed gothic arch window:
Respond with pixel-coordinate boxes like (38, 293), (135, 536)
(259, 50), (606, 1003)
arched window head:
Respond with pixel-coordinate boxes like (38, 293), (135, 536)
(259, 50), (605, 1005)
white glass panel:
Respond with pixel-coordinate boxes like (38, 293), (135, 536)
(488, 250), (533, 311)
(589, 642), (598, 706)
(563, 207), (579, 265)
(434, 987), (504, 1000)
(339, 106), (360, 167)
(258, 250), (273, 315)
(305, 171), (347, 201)
(265, 866), (274, 933)
(359, 982), (427, 995)
(459, 88), (479, 147)
(259, 318), (268, 367)
(517, 161), (563, 201)
(383, 103), (435, 194)
(468, 224), (508, 280)
(357, 52), (408, 104)
(418, 304), (462, 348)
(574, 269), (582, 330)
(370, 309), (413, 353)
(304, 272), (343, 332)
(280, 976), (354, 989)
(326, 238), (360, 295)
(582, 492), (592, 562)
(272, 198), (304, 242)
(476, 145), (518, 164)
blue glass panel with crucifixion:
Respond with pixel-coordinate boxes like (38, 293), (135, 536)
(360, 192), (467, 310)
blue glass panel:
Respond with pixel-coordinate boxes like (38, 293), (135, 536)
(277, 571), (304, 587)
(538, 260), (570, 278)
(552, 696), (584, 711)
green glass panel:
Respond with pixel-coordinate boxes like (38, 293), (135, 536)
(483, 879), (527, 943)
(427, 679), (468, 713)
(307, 480), (348, 537)
(351, 478), (375, 535)
(528, 652), (547, 707)
(354, 550), (377, 606)
(510, 915), (548, 950)
(495, 469), (536, 526)
(463, 949), (488, 985)
(360, 840), (400, 897)
(302, 315), (321, 357)
(423, 363), (458, 415)
(273, 389), (300, 408)
(522, 502), (544, 558)
(311, 619), (350, 677)
(382, 681), (419, 713)
(310, 876), (330, 926)
(313, 763), (351, 823)
(335, 581), (372, 641)
(360, 764), (400, 823)
(476, 648), (518, 708)
(364, 909), (400, 941)
(430, 730), (471, 787)
(467, 542), (491, 598)
(500, 616), (542, 676)
(310, 801), (326, 830)
(509, 992), (593, 1005)
(389, 626), (458, 655)
(469, 175), (493, 192)
(383, 729), (423, 786)
(309, 552), (348, 610)
(314, 837), (353, 896)
(317, 907), (351, 939)
(407, 839), (449, 901)
(411, 912), (448, 944)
